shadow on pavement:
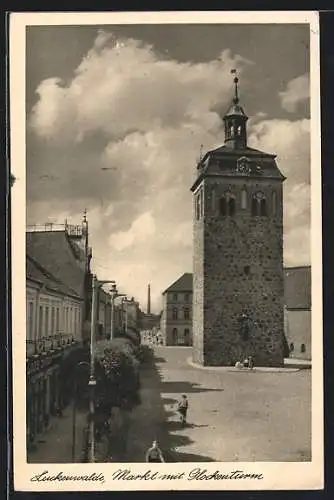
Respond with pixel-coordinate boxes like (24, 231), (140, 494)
(123, 346), (216, 463)
(161, 381), (223, 394)
(166, 421), (209, 431)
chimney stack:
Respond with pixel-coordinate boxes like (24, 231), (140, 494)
(147, 284), (151, 314)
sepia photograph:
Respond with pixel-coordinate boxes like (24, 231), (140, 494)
(10, 11), (323, 491)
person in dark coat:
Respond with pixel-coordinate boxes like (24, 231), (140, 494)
(145, 440), (165, 462)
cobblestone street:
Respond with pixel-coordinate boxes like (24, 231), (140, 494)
(124, 346), (311, 462)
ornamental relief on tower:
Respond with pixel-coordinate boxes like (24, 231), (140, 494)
(235, 156), (263, 176)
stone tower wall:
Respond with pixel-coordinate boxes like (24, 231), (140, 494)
(192, 185), (205, 364)
(193, 176), (285, 367)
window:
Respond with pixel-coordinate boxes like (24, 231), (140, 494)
(241, 189), (247, 209)
(195, 188), (204, 221)
(211, 188), (216, 213)
(237, 125), (242, 135)
(172, 308), (178, 320)
(219, 197), (227, 216)
(51, 307), (55, 334)
(229, 198), (236, 216)
(184, 293), (190, 303)
(220, 194), (236, 216)
(38, 306), (43, 339)
(44, 306), (49, 336)
(65, 307), (68, 332)
(56, 308), (60, 333)
(184, 328), (190, 345)
(272, 191), (277, 216)
(172, 328), (178, 344)
(260, 198), (267, 216)
(173, 293), (178, 301)
(70, 307), (73, 333)
(28, 302), (34, 341)
(184, 308), (190, 320)
(251, 192), (267, 217)
(251, 197), (258, 216)
(289, 342), (294, 352)
(300, 343), (306, 354)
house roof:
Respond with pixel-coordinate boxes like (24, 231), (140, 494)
(26, 255), (81, 299)
(284, 266), (311, 310)
(163, 273), (193, 294)
(26, 230), (86, 298)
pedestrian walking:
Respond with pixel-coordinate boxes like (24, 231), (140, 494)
(177, 394), (189, 425)
(145, 440), (165, 462)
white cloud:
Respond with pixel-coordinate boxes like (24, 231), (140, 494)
(279, 73), (310, 113)
(27, 31), (311, 311)
(109, 211), (156, 251)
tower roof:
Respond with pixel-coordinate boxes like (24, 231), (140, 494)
(224, 102), (247, 117)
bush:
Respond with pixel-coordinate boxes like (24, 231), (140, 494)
(94, 338), (141, 416)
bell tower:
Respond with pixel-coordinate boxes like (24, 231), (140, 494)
(191, 70), (286, 367)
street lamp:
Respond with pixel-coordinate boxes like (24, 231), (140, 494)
(88, 275), (115, 463)
(110, 284), (126, 340)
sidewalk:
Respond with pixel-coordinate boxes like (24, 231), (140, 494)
(28, 403), (88, 463)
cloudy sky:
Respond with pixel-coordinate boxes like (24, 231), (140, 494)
(26, 23), (311, 312)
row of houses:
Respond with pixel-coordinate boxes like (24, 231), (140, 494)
(26, 217), (140, 454)
(159, 268), (311, 360)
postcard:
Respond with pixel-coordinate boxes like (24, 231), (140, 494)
(10, 10), (323, 491)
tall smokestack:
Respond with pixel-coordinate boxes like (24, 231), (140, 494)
(147, 284), (151, 314)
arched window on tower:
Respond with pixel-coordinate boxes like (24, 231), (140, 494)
(272, 191), (277, 216)
(260, 198), (267, 216)
(251, 192), (267, 217)
(211, 187), (216, 213)
(251, 197), (258, 216)
(220, 193), (236, 216)
(219, 196), (227, 216)
(229, 197), (236, 216)
(237, 125), (242, 136)
(195, 192), (201, 220)
(241, 188), (247, 209)
(229, 125), (234, 137)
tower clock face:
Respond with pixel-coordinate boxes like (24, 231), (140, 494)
(236, 156), (251, 175)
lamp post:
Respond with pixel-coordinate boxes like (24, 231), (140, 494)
(110, 284), (126, 340)
(88, 275), (115, 463)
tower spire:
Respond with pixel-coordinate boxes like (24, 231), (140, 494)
(222, 69), (248, 150)
(231, 68), (239, 104)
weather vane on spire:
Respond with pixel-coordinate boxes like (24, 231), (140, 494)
(231, 68), (239, 104)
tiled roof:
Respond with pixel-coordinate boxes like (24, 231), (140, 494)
(26, 231), (85, 298)
(163, 273), (193, 294)
(284, 266), (311, 310)
(26, 255), (81, 298)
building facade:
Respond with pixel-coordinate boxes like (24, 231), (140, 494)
(191, 75), (285, 367)
(161, 273), (192, 346)
(26, 216), (106, 455)
(284, 266), (311, 360)
(26, 234), (87, 453)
